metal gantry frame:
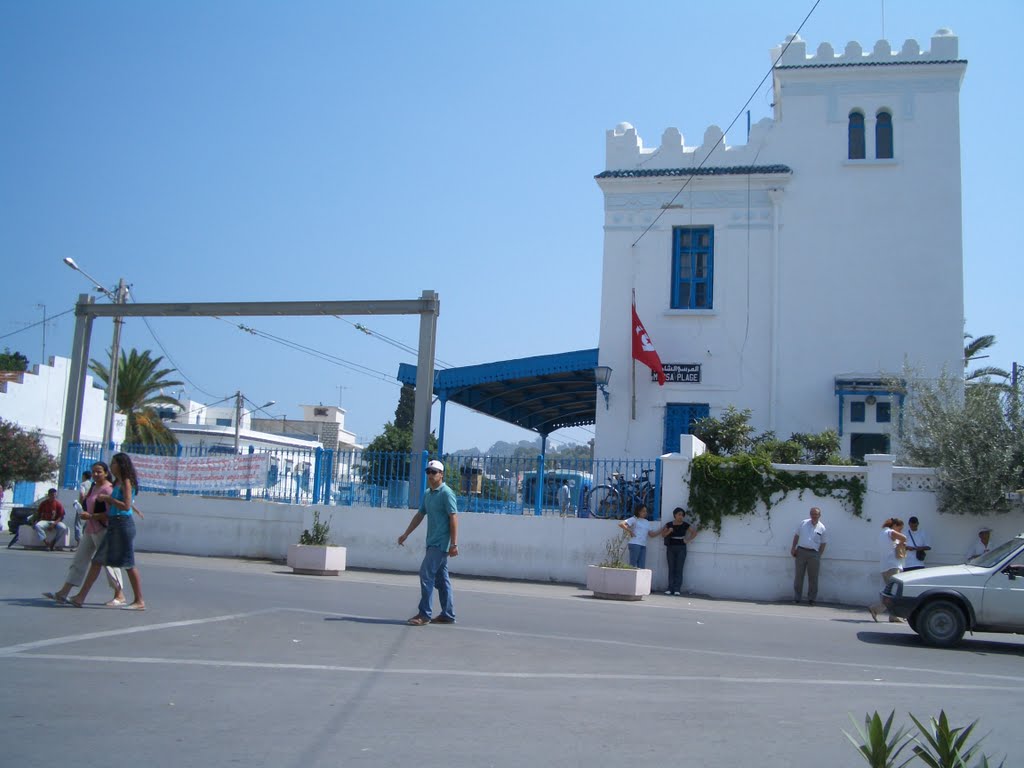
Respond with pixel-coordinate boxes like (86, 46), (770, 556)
(59, 291), (440, 508)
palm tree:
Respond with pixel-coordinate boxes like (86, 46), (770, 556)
(90, 348), (184, 447)
(964, 333), (1010, 388)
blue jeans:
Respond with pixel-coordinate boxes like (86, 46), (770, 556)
(627, 543), (647, 569)
(418, 546), (454, 620)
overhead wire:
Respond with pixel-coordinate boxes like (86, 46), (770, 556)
(128, 289), (223, 400)
(630, 0), (823, 248)
(336, 316), (454, 369)
(0, 307), (75, 342)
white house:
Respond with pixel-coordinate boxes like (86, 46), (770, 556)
(0, 356), (124, 506)
(594, 30), (966, 461)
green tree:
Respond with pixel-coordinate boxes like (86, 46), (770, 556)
(898, 370), (1023, 515)
(693, 406), (757, 456)
(363, 385), (439, 483)
(393, 384), (415, 431)
(964, 333), (1010, 388)
(89, 348), (183, 447)
(0, 348), (29, 372)
(0, 418), (59, 490)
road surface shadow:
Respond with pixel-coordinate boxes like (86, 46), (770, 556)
(856, 630), (1024, 655)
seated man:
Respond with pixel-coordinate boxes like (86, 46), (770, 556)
(32, 488), (68, 551)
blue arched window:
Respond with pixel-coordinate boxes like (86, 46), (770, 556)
(875, 110), (893, 159)
(848, 111), (866, 160)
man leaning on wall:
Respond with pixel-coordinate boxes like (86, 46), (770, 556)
(790, 506), (827, 606)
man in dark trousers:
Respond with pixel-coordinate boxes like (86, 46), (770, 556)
(790, 506), (828, 605)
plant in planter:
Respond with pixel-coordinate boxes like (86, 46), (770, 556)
(287, 510), (347, 576)
(586, 530), (652, 601)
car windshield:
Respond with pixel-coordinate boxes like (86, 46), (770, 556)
(968, 537), (1024, 568)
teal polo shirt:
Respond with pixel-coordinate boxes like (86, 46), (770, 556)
(419, 482), (458, 549)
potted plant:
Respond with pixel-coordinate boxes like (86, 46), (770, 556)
(586, 529), (652, 600)
(287, 510), (347, 575)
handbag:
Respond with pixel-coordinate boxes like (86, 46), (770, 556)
(909, 530), (925, 561)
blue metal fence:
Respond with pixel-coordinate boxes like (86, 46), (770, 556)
(64, 442), (662, 518)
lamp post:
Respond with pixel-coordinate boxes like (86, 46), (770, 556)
(63, 258), (128, 450)
(233, 392), (276, 452)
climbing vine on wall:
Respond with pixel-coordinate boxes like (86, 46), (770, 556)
(687, 453), (865, 535)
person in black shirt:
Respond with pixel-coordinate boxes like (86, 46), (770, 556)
(659, 507), (697, 595)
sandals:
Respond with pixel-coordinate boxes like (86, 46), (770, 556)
(43, 592), (69, 604)
(105, 598), (127, 607)
(121, 603), (146, 611)
(407, 615), (430, 626)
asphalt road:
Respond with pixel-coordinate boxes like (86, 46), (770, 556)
(1, 543), (1021, 767)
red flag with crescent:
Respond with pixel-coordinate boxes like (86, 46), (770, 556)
(631, 303), (666, 386)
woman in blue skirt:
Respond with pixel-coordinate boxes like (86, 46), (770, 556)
(70, 452), (145, 610)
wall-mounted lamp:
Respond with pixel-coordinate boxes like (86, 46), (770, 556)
(594, 365), (612, 410)
(865, 395), (877, 406)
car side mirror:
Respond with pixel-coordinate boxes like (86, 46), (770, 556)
(1003, 565), (1024, 580)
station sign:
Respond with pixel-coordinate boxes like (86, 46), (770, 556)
(653, 363), (702, 383)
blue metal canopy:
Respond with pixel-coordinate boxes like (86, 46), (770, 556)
(397, 349), (600, 450)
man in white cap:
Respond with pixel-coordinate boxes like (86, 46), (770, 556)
(398, 459), (459, 625)
(965, 527), (992, 562)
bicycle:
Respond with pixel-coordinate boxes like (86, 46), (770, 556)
(584, 469), (654, 519)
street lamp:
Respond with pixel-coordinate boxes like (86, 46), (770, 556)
(64, 258), (129, 450)
(594, 365), (612, 410)
(234, 393), (276, 452)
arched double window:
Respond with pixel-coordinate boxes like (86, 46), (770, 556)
(848, 110), (866, 160)
(875, 110), (893, 159)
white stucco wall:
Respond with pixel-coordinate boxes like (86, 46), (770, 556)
(594, 30), (966, 460)
(74, 446), (1024, 608)
(0, 356), (121, 503)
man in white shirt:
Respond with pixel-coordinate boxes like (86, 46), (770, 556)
(557, 481), (572, 516)
(790, 507), (828, 606)
(903, 516), (931, 571)
(965, 527), (992, 562)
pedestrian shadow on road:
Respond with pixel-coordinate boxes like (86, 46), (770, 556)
(855, 631), (1024, 656)
(0, 597), (67, 608)
(324, 616), (409, 626)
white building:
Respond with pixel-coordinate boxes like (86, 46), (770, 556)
(0, 356), (124, 505)
(594, 30), (966, 461)
(167, 398), (323, 454)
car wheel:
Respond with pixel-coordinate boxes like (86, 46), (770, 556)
(915, 600), (966, 647)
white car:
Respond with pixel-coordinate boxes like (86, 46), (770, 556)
(881, 533), (1024, 647)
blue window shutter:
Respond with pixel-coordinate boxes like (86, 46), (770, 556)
(663, 403), (710, 454)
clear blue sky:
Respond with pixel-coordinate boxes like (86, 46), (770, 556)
(1, 1), (1020, 452)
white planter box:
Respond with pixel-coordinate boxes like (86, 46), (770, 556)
(287, 544), (347, 576)
(586, 565), (652, 600)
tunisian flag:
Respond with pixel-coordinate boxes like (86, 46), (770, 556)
(631, 302), (666, 385)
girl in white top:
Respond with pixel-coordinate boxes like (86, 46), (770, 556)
(619, 504), (660, 569)
(869, 517), (907, 623)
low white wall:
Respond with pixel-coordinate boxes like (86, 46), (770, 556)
(69, 448), (1024, 607)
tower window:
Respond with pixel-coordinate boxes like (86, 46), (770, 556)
(848, 111), (866, 160)
(875, 110), (893, 159)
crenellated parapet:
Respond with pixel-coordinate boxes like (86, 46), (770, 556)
(604, 118), (775, 172)
(602, 29), (962, 173)
(772, 28), (959, 68)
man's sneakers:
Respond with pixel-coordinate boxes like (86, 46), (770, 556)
(407, 614), (455, 626)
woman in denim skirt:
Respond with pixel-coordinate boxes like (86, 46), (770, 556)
(43, 461), (126, 606)
(70, 453), (146, 610)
